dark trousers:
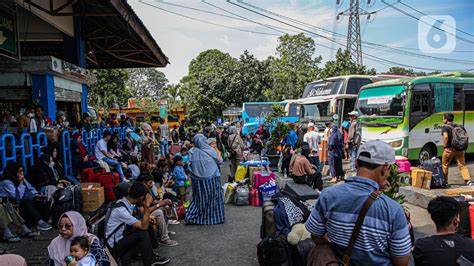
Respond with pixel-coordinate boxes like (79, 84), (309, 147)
(293, 172), (323, 190)
(19, 198), (49, 227)
(309, 156), (320, 172)
(112, 227), (158, 266)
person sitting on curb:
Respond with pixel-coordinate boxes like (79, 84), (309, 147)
(413, 196), (474, 265)
(290, 142), (322, 192)
(94, 131), (128, 183)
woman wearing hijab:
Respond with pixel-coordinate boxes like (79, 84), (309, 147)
(48, 211), (111, 266)
(185, 134), (225, 225)
(141, 123), (157, 165)
(328, 124), (344, 183)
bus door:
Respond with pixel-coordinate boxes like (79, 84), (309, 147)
(463, 84), (474, 153)
(409, 84), (433, 152)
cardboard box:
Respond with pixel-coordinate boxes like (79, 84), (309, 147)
(81, 183), (105, 212)
(446, 187), (474, 196)
(411, 168), (432, 189)
(248, 166), (259, 187)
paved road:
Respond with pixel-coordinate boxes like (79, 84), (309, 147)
(1, 158), (472, 265)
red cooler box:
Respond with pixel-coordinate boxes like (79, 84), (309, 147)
(254, 171), (275, 189)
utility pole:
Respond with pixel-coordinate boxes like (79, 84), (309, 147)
(337, 0), (375, 66)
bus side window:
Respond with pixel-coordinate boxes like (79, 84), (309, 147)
(410, 90), (430, 129)
(432, 82), (462, 112)
(346, 78), (372, 95)
(464, 84), (474, 111)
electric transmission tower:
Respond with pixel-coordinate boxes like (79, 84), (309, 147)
(337, 0), (375, 65)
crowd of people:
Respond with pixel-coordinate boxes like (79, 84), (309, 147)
(0, 108), (473, 265)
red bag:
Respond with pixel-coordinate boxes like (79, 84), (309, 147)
(81, 167), (106, 183)
(253, 171), (275, 189)
(98, 172), (120, 202)
(176, 202), (186, 220)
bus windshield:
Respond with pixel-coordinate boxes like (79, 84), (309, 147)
(302, 79), (345, 98)
(357, 85), (406, 125)
(244, 103), (283, 117)
(301, 102), (331, 121)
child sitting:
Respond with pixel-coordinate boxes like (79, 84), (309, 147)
(175, 147), (190, 170)
(173, 155), (188, 203)
(67, 236), (96, 266)
(126, 156), (140, 180)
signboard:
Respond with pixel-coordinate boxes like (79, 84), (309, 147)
(160, 105), (168, 118)
(0, 9), (16, 55)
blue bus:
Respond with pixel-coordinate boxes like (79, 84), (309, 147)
(241, 101), (299, 134)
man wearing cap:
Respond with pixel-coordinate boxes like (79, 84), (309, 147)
(303, 122), (321, 170)
(305, 140), (412, 265)
(347, 110), (362, 171)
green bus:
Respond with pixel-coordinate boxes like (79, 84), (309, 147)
(355, 72), (474, 163)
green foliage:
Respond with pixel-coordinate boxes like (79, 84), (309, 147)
(266, 105), (290, 153)
(384, 67), (441, 77)
(266, 33), (321, 101)
(127, 68), (168, 101)
(384, 164), (409, 205)
(319, 49), (376, 79)
(88, 69), (131, 109)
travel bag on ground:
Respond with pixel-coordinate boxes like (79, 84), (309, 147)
(257, 234), (294, 266)
(293, 238), (315, 266)
(235, 165), (248, 182)
(98, 172), (120, 202)
(233, 185), (250, 206)
(260, 201), (276, 239)
(254, 171), (276, 189)
(421, 158), (446, 188)
(81, 167), (106, 183)
(51, 185), (83, 225)
(258, 180), (277, 206)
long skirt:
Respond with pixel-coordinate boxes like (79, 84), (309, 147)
(328, 152), (344, 177)
(141, 144), (156, 165)
(185, 175), (225, 225)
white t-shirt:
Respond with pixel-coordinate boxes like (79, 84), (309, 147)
(94, 139), (108, 161)
(105, 198), (138, 248)
(160, 124), (169, 141)
(303, 130), (321, 157)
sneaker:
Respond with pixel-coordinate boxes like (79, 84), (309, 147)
(466, 180), (473, 186)
(168, 230), (176, 236)
(159, 239), (178, 247)
(37, 221), (52, 231)
(152, 256), (170, 265)
(123, 178), (130, 183)
(168, 220), (180, 225)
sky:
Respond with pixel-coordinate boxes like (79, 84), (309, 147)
(129, 0), (474, 83)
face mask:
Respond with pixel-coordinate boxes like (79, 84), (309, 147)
(27, 113), (34, 118)
(49, 162), (55, 168)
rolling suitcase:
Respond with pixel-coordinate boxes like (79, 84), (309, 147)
(81, 167), (106, 183)
(260, 200), (276, 239)
(421, 158), (446, 188)
(98, 172), (120, 202)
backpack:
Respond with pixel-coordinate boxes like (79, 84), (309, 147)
(257, 234), (294, 266)
(51, 185), (83, 225)
(422, 158), (446, 189)
(447, 124), (469, 151)
(233, 186), (250, 206)
(293, 238), (315, 266)
(103, 201), (136, 248)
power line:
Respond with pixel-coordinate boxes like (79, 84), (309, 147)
(229, 0), (470, 72)
(237, 0), (474, 64)
(138, 1), (280, 36)
(381, 0), (473, 44)
(398, 0), (474, 38)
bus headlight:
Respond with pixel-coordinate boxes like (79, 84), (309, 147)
(389, 139), (403, 148)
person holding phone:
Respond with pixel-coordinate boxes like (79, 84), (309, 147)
(0, 162), (52, 231)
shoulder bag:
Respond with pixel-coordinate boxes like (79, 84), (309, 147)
(307, 190), (382, 266)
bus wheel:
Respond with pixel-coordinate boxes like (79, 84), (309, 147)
(419, 145), (435, 165)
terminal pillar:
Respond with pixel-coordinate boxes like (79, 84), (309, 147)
(32, 74), (56, 121)
(81, 84), (88, 114)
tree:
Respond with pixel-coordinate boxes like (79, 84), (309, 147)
(384, 67), (441, 77)
(319, 49), (376, 79)
(267, 33), (322, 101)
(88, 69), (132, 109)
(180, 49), (239, 125)
(127, 68), (168, 101)
(163, 83), (182, 110)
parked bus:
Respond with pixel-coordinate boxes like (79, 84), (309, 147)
(356, 72), (474, 163)
(241, 101), (299, 134)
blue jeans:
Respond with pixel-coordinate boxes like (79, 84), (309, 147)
(350, 145), (359, 171)
(102, 157), (125, 181)
(160, 140), (169, 157)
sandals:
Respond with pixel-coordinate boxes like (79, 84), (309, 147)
(4, 235), (21, 243)
(21, 231), (40, 238)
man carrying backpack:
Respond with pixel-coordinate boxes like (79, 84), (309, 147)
(442, 113), (472, 186)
